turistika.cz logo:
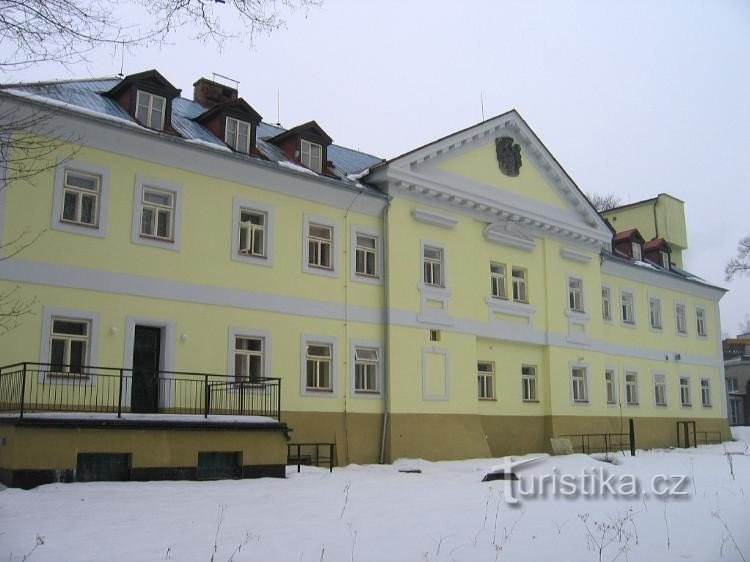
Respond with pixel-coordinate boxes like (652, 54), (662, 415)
(484, 457), (690, 505)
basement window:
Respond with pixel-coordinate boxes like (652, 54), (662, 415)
(197, 452), (242, 480)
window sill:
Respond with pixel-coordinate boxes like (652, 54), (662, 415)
(681, 403), (693, 408)
(60, 218), (99, 229)
(354, 389), (380, 395)
(702, 404), (713, 408)
(478, 397), (496, 402)
(676, 331), (688, 337)
(655, 403), (668, 408)
(621, 321), (637, 329)
(140, 234), (175, 243)
(625, 402), (640, 407)
(305, 387), (334, 393)
(573, 400), (590, 405)
(522, 399), (540, 403)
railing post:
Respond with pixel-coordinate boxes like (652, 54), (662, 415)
(329, 443), (334, 473)
(629, 418), (636, 457)
(117, 369), (124, 418)
(276, 379), (281, 421)
(19, 363), (27, 419)
(204, 375), (209, 418)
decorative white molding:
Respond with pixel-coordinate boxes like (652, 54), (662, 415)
(485, 297), (536, 321)
(411, 207), (458, 229)
(484, 222), (536, 251)
(421, 346), (450, 401)
(560, 247), (593, 263)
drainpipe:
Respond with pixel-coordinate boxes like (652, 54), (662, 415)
(379, 199), (392, 464)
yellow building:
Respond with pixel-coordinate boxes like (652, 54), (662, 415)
(0, 70), (729, 486)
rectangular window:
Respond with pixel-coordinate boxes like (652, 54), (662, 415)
(605, 369), (616, 405)
(355, 234), (377, 277)
(61, 169), (101, 227)
(225, 117), (252, 153)
(135, 90), (166, 130)
(675, 303), (687, 334)
(308, 224), (333, 269)
(512, 267), (528, 303)
(429, 329), (441, 342)
(696, 307), (707, 336)
(568, 278), (584, 313)
(653, 373), (667, 406)
(234, 336), (263, 383)
(729, 397), (742, 425)
(306, 343), (332, 391)
(522, 365), (537, 401)
(490, 262), (506, 299)
(649, 297), (662, 330)
(601, 287), (612, 321)
(625, 371), (639, 405)
(571, 367), (588, 403)
(700, 378), (711, 407)
(140, 187), (175, 241)
(354, 347), (379, 393)
(49, 318), (90, 375)
(727, 377), (738, 393)
(423, 246), (443, 287)
(660, 251), (670, 269)
(621, 291), (635, 325)
(300, 139), (323, 173)
(632, 242), (642, 260)
(477, 362), (495, 400)
(238, 209), (267, 257)
(679, 376), (691, 406)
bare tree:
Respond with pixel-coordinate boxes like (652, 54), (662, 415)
(725, 235), (750, 281)
(586, 192), (622, 212)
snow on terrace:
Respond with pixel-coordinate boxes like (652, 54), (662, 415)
(1, 429), (749, 561)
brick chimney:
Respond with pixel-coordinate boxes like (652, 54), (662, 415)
(193, 77), (238, 108)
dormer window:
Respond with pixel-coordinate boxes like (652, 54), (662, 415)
(301, 139), (323, 173)
(225, 117), (252, 153)
(631, 242), (642, 261)
(136, 90), (166, 130)
(660, 251), (670, 269)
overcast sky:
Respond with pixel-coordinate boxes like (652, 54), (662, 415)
(8, 0), (750, 336)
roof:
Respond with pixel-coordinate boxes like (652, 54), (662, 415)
(643, 238), (670, 251)
(613, 228), (644, 242)
(602, 193), (685, 215)
(0, 75), (384, 189)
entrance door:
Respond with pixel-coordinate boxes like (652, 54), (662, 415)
(729, 397), (743, 425)
(131, 326), (161, 413)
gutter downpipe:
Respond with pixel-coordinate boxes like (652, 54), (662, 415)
(379, 197), (392, 464)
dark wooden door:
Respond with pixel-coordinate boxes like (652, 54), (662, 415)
(131, 326), (161, 413)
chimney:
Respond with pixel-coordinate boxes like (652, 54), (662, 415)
(193, 77), (238, 108)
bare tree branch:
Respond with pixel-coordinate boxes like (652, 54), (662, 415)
(725, 235), (750, 281)
(586, 192), (622, 212)
(0, 284), (36, 335)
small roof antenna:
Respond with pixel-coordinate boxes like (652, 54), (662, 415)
(480, 92), (485, 122)
(276, 90), (281, 127)
(211, 72), (240, 90)
(117, 41), (125, 78)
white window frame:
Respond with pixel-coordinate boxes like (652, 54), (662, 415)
(131, 176), (183, 251)
(350, 226), (382, 284)
(302, 215), (339, 278)
(696, 306), (707, 337)
(135, 90), (167, 131)
(653, 372), (667, 407)
(39, 306), (100, 385)
(679, 375), (691, 407)
(350, 340), (384, 397)
(632, 242), (642, 261)
(227, 327), (271, 385)
(675, 302), (688, 336)
(490, 262), (507, 299)
(624, 370), (639, 406)
(567, 276), (585, 313)
(300, 139), (323, 173)
(231, 198), (274, 267)
(51, 160), (111, 238)
(727, 377), (738, 393)
(570, 365), (589, 404)
(601, 285), (612, 322)
(620, 289), (636, 326)
(423, 245), (445, 288)
(605, 368), (617, 405)
(300, 334), (338, 397)
(648, 296), (663, 331)
(521, 365), (538, 402)
(512, 267), (528, 304)
(660, 251), (670, 269)
(477, 361), (495, 400)
(225, 116), (252, 153)
(700, 378), (712, 407)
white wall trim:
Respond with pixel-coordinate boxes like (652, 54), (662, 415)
(299, 333), (339, 397)
(560, 247), (593, 263)
(421, 346), (450, 401)
(230, 197), (275, 268)
(349, 224), (383, 285)
(411, 207), (458, 229)
(51, 158), (111, 238)
(302, 214), (340, 278)
(38, 305), (100, 386)
(122, 316), (176, 409)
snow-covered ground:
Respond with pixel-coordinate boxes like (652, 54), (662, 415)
(2, 428), (750, 561)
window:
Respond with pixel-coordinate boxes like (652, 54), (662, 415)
(605, 370), (616, 405)
(140, 187), (175, 241)
(49, 318), (90, 375)
(696, 307), (707, 337)
(680, 376), (691, 406)
(477, 362), (495, 400)
(234, 336), (263, 383)
(522, 365), (537, 401)
(512, 267), (528, 303)
(653, 373), (667, 406)
(729, 397), (742, 425)
(238, 210), (266, 258)
(621, 291), (635, 325)
(490, 262), (506, 299)
(700, 378), (711, 407)
(354, 347), (379, 393)
(571, 367), (588, 403)
(423, 246), (444, 287)
(61, 169), (101, 227)
(308, 223), (333, 269)
(727, 377), (738, 393)
(675, 303), (687, 335)
(568, 278), (584, 313)
(306, 343), (332, 391)
(660, 251), (670, 269)
(355, 234), (377, 277)
(225, 117), (252, 153)
(601, 287), (612, 321)
(649, 297), (662, 330)
(300, 139), (323, 173)
(429, 330), (441, 342)
(632, 242), (642, 260)
(625, 371), (639, 405)
(135, 90), (166, 130)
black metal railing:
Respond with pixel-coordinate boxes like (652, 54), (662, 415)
(287, 442), (336, 473)
(0, 362), (281, 420)
(559, 432), (631, 456)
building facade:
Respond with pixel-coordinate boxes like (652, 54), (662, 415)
(724, 335), (750, 425)
(0, 70), (730, 484)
